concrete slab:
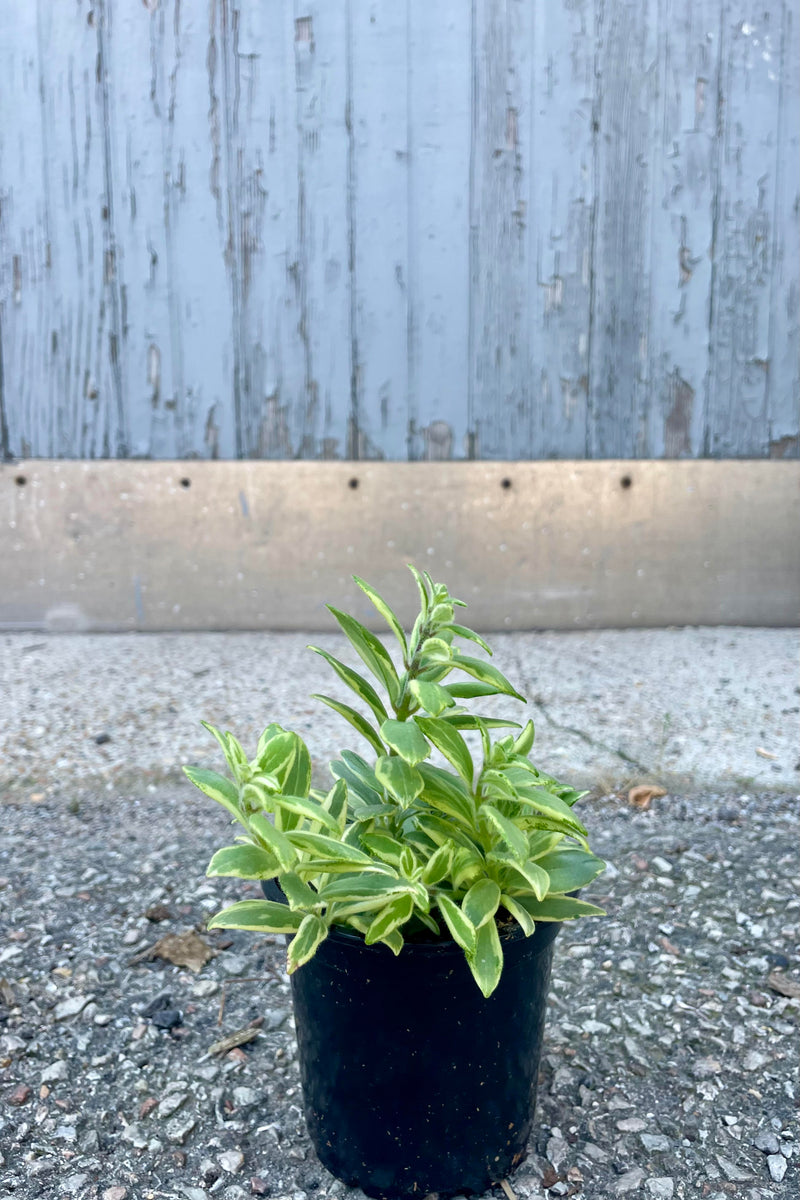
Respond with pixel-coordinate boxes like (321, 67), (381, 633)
(0, 627), (797, 797)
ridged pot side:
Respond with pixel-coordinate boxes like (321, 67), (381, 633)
(288, 918), (561, 1200)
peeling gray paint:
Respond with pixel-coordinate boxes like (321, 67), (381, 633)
(0, 0), (797, 461)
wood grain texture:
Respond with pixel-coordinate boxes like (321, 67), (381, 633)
(0, 0), (797, 461)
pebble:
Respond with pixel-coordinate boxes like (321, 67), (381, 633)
(121, 1122), (149, 1149)
(178, 1188), (209, 1200)
(640, 1134), (671, 1152)
(192, 979), (220, 997)
(715, 1155), (753, 1182)
(102, 1189), (128, 1200)
(158, 1092), (189, 1118)
(219, 954), (248, 976)
(617, 1117), (647, 1133)
(151, 1007), (183, 1030)
(6, 1083), (32, 1106)
(263, 1008), (290, 1031)
(94, 1013), (114, 1026)
(645, 1180), (673, 1199)
(166, 1114), (197, 1144)
(62, 1173), (90, 1194)
(753, 1129), (780, 1154)
(742, 1049), (768, 1072)
(54, 994), (94, 1021)
(41, 1060), (68, 1083)
(767, 1154), (787, 1183)
(614, 1168), (646, 1194)
(218, 1148), (246, 1174)
(546, 1135), (569, 1168)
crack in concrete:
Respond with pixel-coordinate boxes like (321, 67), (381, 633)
(531, 697), (651, 776)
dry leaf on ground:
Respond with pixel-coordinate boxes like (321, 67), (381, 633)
(206, 1027), (261, 1056)
(628, 784), (667, 810)
(148, 929), (215, 973)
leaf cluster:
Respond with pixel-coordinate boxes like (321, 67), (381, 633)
(185, 568), (606, 996)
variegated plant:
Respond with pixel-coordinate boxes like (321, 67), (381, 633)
(185, 568), (606, 996)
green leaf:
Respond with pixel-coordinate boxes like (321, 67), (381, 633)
(273, 793), (340, 834)
(515, 786), (588, 837)
(380, 719), (430, 766)
(480, 804), (528, 862)
(378, 928), (404, 955)
(364, 894), (415, 944)
(500, 894), (536, 937)
(279, 871), (321, 910)
(258, 731), (311, 797)
(322, 778), (348, 832)
(326, 606), (400, 702)
(374, 755), (424, 806)
(330, 755), (383, 807)
(206, 844), (280, 879)
(512, 720), (536, 757)
(311, 694), (385, 756)
(208, 900), (303, 934)
(317, 874), (409, 904)
(353, 576), (408, 660)
(248, 813), (297, 870)
(443, 681), (501, 699)
(513, 895), (607, 922)
(535, 849), (606, 893)
(449, 653), (526, 701)
(360, 831), (407, 867)
(505, 859), (550, 901)
(416, 763), (477, 827)
(419, 637), (453, 664)
(443, 623), (493, 655)
(436, 894), (476, 953)
(420, 841), (454, 886)
(287, 914), (328, 972)
(407, 564), (430, 617)
(442, 713), (522, 731)
(183, 766), (244, 826)
(450, 845), (485, 891)
(307, 646), (389, 725)
(285, 830), (376, 865)
(467, 919), (503, 997)
(462, 879), (501, 928)
(407, 679), (456, 716)
(414, 715), (474, 785)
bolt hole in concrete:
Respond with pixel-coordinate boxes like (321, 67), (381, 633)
(14, 475), (26, 486)
(348, 477), (359, 489)
(620, 474), (633, 489)
(180, 477), (191, 488)
(500, 477), (512, 489)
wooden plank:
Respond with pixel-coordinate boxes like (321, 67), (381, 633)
(705, 7), (782, 455)
(407, 2), (472, 460)
(1, 460), (797, 629)
(349, 2), (409, 459)
(588, 0), (660, 458)
(468, 0), (534, 458)
(644, 0), (721, 457)
(528, 0), (596, 458)
(767, 0), (800, 459)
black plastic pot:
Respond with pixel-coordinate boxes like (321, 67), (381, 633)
(264, 881), (561, 1199)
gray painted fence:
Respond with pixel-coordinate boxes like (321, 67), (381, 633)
(1, 0), (798, 462)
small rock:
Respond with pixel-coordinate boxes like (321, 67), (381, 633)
(645, 1181), (674, 1200)
(148, 1138), (164, 1153)
(151, 1008), (183, 1030)
(742, 1050), (768, 1072)
(767, 1155), (787, 1183)
(54, 1124), (78, 1141)
(581, 1143), (609, 1163)
(145, 903), (172, 923)
(549, 1185), (569, 1198)
(617, 1117), (648, 1133)
(166, 1115), (197, 1144)
(54, 995), (94, 1021)
(691, 1056), (722, 1079)
(263, 1008), (289, 1031)
(7, 1084), (32, 1106)
(121, 1122), (149, 1149)
(178, 1189), (209, 1200)
(650, 856), (673, 873)
(41, 1061), (68, 1084)
(614, 1169), (646, 1194)
(219, 1149), (246, 1174)
(192, 980), (220, 998)
(715, 1155), (753, 1182)
(200, 1158), (221, 1184)
(158, 1092), (188, 1118)
(94, 732), (112, 744)
(232, 1087), (261, 1108)
(62, 1173), (89, 1194)
(219, 955), (248, 977)
(546, 1136), (568, 1168)
(754, 1130), (780, 1155)
(250, 1180), (269, 1196)
(94, 1013), (113, 1026)
(641, 1134), (671, 1152)
(139, 1097), (158, 1119)
(103, 1189), (128, 1200)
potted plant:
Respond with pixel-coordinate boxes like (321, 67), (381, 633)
(185, 568), (606, 1199)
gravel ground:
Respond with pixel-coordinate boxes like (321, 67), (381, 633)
(1, 785), (797, 1200)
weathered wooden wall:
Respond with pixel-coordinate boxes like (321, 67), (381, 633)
(0, 0), (797, 461)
